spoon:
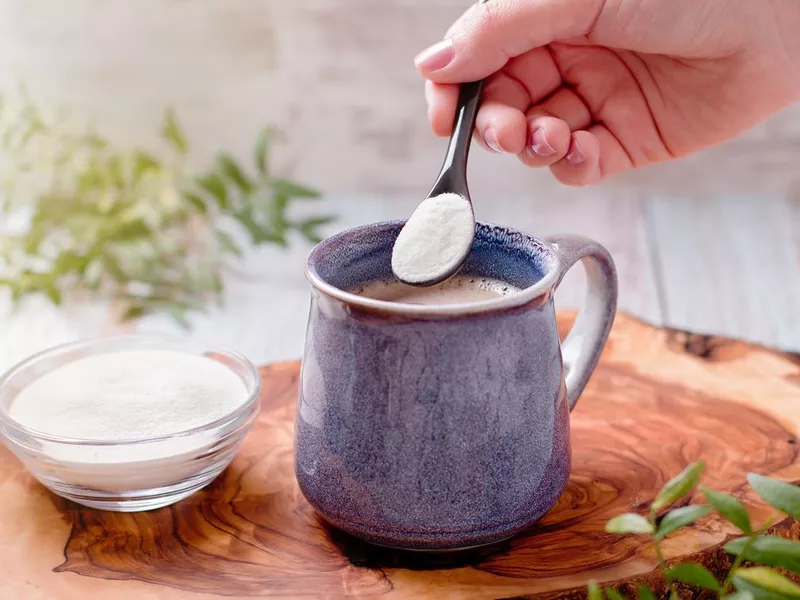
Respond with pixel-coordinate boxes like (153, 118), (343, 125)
(391, 4), (488, 287)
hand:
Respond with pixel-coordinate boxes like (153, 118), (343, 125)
(417, 0), (800, 186)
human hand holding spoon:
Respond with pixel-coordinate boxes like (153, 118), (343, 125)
(391, 0), (488, 287)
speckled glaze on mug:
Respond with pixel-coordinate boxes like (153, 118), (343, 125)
(295, 221), (617, 551)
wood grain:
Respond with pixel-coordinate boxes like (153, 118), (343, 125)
(1, 312), (800, 599)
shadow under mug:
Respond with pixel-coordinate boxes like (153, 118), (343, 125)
(295, 221), (617, 551)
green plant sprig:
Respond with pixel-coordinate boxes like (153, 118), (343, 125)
(594, 462), (800, 599)
(0, 93), (334, 326)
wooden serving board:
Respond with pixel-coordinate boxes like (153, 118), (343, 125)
(2, 312), (800, 600)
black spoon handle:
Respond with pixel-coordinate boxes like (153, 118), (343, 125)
(429, 0), (490, 199)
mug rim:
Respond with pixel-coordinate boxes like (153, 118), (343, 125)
(304, 220), (560, 317)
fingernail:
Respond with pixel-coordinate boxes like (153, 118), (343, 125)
(529, 128), (556, 156)
(484, 127), (504, 153)
(414, 38), (454, 72)
(566, 139), (588, 165)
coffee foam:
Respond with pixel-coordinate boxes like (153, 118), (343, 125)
(350, 275), (519, 305)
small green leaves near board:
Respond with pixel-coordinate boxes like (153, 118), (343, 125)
(652, 461), (705, 511)
(656, 505), (711, 539)
(665, 563), (721, 591)
(605, 513), (654, 535)
(596, 462), (800, 599)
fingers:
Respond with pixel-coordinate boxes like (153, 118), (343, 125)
(585, 123), (635, 179)
(426, 79), (529, 154)
(521, 121), (632, 185)
(549, 130), (602, 186)
(427, 83), (632, 185)
(470, 69), (532, 154)
(415, 0), (604, 83)
(427, 48), (563, 142)
(519, 116), (571, 166)
(517, 86), (609, 184)
(502, 47), (562, 103)
(517, 86), (592, 168)
(474, 101), (528, 154)
(528, 87), (592, 131)
(425, 81), (459, 137)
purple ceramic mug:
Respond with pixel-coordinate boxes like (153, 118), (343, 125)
(295, 221), (617, 550)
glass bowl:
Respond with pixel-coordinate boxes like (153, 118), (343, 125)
(0, 336), (261, 512)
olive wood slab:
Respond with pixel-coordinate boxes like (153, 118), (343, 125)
(1, 312), (799, 599)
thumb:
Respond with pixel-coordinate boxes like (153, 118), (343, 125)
(415, 0), (603, 83)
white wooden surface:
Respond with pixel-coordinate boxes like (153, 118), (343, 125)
(648, 195), (800, 350)
(0, 0), (798, 371)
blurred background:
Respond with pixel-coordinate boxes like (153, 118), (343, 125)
(0, 0), (798, 365)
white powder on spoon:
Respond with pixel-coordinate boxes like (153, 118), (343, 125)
(392, 192), (475, 285)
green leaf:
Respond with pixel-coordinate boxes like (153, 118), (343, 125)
(211, 272), (224, 296)
(43, 281), (62, 305)
(120, 303), (149, 322)
(114, 219), (152, 242)
(183, 192), (208, 214)
(83, 132), (108, 150)
(587, 581), (604, 600)
(161, 108), (188, 155)
(605, 513), (654, 535)
(725, 536), (800, 574)
(52, 251), (89, 277)
(216, 152), (254, 194)
(723, 592), (755, 600)
(271, 177), (320, 199)
(215, 230), (243, 258)
(101, 255), (126, 282)
(702, 487), (753, 534)
(297, 215), (335, 243)
(653, 462), (706, 511)
(7, 281), (22, 303)
(748, 474), (800, 521)
(605, 589), (625, 600)
(132, 151), (160, 178)
(656, 505), (711, 539)
(254, 127), (271, 178)
(234, 209), (287, 247)
(732, 567), (800, 599)
(668, 591), (679, 600)
(637, 586), (657, 600)
(15, 271), (61, 305)
(196, 173), (229, 210)
(166, 302), (191, 329)
(665, 562), (721, 591)
(265, 191), (289, 234)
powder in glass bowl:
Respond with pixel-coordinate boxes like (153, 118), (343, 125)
(9, 349), (248, 441)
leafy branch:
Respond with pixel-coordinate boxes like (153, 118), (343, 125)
(593, 462), (800, 599)
(0, 93), (334, 326)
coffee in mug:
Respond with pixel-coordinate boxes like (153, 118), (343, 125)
(350, 275), (519, 305)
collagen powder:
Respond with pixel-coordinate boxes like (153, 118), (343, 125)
(391, 192), (474, 284)
(9, 349), (249, 491)
(11, 350), (247, 440)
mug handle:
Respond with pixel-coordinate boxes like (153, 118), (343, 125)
(547, 234), (618, 411)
